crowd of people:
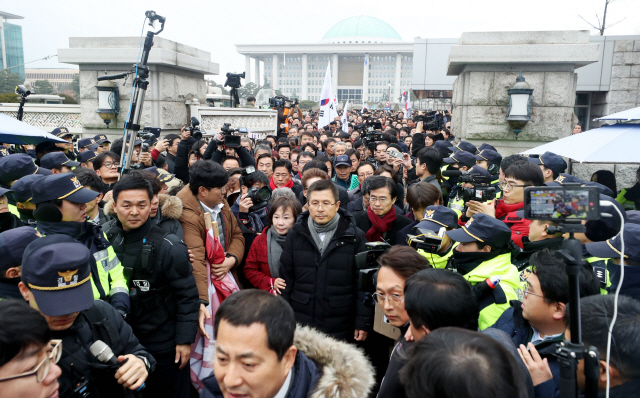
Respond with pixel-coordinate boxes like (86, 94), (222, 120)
(0, 108), (639, 398)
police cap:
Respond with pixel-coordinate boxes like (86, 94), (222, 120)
(446, 213), (512, 248)
(0, 154), (51, 184)
(31, 172), (99, 204)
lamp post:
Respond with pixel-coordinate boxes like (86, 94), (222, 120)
(95, 80), (120, 128)
(505, 71), (533, 139)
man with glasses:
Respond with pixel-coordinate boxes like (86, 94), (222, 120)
(489, 249), (599, 397)
(18, 235), (155, 397)
(295, 151), (314, 181)
(93, 151), (121, 203)
(280, 179), (372, 342)
(0, 300), (62, 398)
(354, 176), (412, 245)
(466, 161), (545, 249)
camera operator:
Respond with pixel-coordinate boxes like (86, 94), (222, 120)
(474, 149), (502, 186)
(19, 235), (155, 397)
(489, 249), (599, 398)
(443, 151), (477, 212)
(404, 146), (443, 195)
(150, 134), (180, 174)
(446, 165), (493, 219)
(410, 205), (460, 269)
(445, 213), (521, 329)
(465, 161), (545, 248)
(106, 172), (199, 398)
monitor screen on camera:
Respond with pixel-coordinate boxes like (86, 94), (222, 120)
(524, 186), (600, 221)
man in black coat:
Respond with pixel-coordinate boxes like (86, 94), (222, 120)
(353, 175), (412, 245)
(107, 172), (200, 398)
(280, 180), (372, 342)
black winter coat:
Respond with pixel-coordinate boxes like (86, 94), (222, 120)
(353, 210), (414, 245)
(52, 300), (156, 398)
(108, 219), (200, 354)
(280, 208), (373, 340)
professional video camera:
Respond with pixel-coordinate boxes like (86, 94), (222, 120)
(14, 85), (33, 121)
(443, 170), (496, 202)
(407, 227), (445, 254)
(184, 117), (203, 140)
(356, 242), (391, 295)
(219, 123), (247, 148)
(240, 165), (271, 211)
(268, 95), (298, 109)
(413, 111), (443, 131)
(224, 72), (245, 108)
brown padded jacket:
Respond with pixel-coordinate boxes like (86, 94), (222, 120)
(177, 185), (245, 303)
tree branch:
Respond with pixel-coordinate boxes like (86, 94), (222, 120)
(578, 15), (601, 30)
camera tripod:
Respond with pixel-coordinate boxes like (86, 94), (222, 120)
(97, 10), (165, 176)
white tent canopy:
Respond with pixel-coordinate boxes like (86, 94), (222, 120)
(0, 113), (68, 145)
(594, 106), (640, 121)
(521, 124), (640, 163)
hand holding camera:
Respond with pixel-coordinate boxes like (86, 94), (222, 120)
(180, 127), (190, 141)
(238, 193), (254, 213)
(154, 139), (170, 153)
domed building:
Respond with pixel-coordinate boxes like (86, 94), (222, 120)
(236, 16), (416, 105)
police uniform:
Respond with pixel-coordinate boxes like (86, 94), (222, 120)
(528, 151), (567, 182)
(78, 137), (100, 152)
(446, 214), (521, 330)
(21, 234), (155, 398)
(448, 141), (477, 155)
(413, 206), (460, 269)
(51, 127), (77, 161)
(94, 134), (111, 147)
(0, 226), (40, 299)
(616, 167), (640, 211)
(41, 151), (80, 172)
(443, 151), (477, 218)
(0, 186), (21, 233)
(77, 150), (98, 165)
(31, 173), (130, 315)
(474, 149), (502, 186)
(0, 154), (52, 219)
(10, 174), (44, 225)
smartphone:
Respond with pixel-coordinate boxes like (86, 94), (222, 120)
(388, 150), (404, 160)
(524, 186), (600, 221)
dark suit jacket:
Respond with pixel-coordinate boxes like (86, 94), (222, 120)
(353, 210), (414, 245)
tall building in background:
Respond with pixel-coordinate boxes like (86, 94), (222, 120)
(0, 11), (25, 80)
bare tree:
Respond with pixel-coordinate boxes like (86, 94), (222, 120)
(579, 0), (627, 36)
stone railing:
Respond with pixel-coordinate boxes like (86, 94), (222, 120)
(190, 105), (278, 140)
(0, 103), (82, 134)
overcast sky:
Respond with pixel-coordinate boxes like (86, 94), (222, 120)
(3, 0), (640, 84)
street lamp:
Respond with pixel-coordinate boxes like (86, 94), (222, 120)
(505, 71), (533, 139)
(95, 80), (120, 128)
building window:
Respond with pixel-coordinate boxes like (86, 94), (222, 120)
(574, 93), (591, 130)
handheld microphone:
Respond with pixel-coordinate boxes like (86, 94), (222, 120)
(90, 340), (119, 366)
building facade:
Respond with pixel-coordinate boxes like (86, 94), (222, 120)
(0, 11), (25, 80)
(25, 68), (79, 89)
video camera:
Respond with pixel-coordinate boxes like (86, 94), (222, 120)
(268, 95), (298, 109)
(224, 72), (245, 90)
(15, 85), (32, 98)
(240, 165), (271, 211)
(185, 117), (203, 140)
(413, 111), (443, 131)
(407, 227), (445, 254)
(356, 242), (391, 294)
(220, 123), (247, 148)
(443, 170), (496, 202)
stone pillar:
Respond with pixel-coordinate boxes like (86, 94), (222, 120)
(394, 53), (402, 103)
(363, 53), (370, 103)
(254, 57), (261, 85)
(245, 55), (252, 84)
(446, 31), (599, 154)
(272, 54), (279, 90)
(301, 53), (308, 100)
(57, 36), (218, 138)
(332, 53), (339, 97)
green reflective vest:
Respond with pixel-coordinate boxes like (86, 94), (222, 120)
(462, 253), (521, 330)
(36, 229), (128, 300)
(586, 256), (611, 295)
(418, 242), (459, 269)
(8, 203), (20, 218)
(448, 195), (464, 218)
(616, 188), (638, 211)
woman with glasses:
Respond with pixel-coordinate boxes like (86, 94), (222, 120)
(374, 246), (431, 398)
(0, 300), (61, 398)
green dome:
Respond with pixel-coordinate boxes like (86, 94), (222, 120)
(322, 16), (402, 42)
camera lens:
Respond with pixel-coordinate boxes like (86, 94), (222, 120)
(257, 187), (271, 201)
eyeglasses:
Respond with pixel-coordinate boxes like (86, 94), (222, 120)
(308, 201), (337, 209)
(522, 283), (544, 299)
(102, 162), (120, 169)
(0, 340), (62, 383)
(369, 196), (390, 204)
(372, 293), (403, 308)
(358, 172), (374, 178)
(502, 180), (530, 192)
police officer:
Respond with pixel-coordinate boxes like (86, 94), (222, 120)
(616, 166), (640, 211)
(78, 137), (100, 153)
(445, 213), (521, 329)
(77, 150), (99, 169)
(412, 205), (460, 269)
(474, 149), (502, 186)
(528, 151), (567, 184)
(18, 234), (155, 398)
(512, 210), (564, 273)
(448, 164), (492, 219)
(0, 153), (51, 219)
(51, 127), (77, 161)
(0, 226), (40, 299)
(41, 151), (80, 174)
(448, 141), (477, 155)
(30, 172), (130, 315)
(94, 134), (111, 152)
(10, 174), (45, 225)
(106, 172), (199, 398)
(0, 186), (21, 233)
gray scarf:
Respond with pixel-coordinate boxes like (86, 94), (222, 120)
(267, 227), (287, 278)
(307, 213), (341, 255)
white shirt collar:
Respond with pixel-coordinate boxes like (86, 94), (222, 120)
(200, 201), (224, 216)
(273, 367), (293, 398)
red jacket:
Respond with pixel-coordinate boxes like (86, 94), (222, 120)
(495, 200), (530, 249)
(243, 227), (273, 291)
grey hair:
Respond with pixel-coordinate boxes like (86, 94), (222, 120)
(269, 187), (297, 205)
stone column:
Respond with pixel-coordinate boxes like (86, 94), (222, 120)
(272, 54), (279, 90)
(254, 57), (261, 85)
(332, 53), (339, 98)
(394, 53), (402, 103)
(302, 53), (308, 100)
(446, 31), (599, 155)
(362, 53), (370, 103)
(245, 55), (252, 84)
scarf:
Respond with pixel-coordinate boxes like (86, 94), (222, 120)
(366, 205), (397, 243)
(307, 213), (341, 255)
(267, 227), (287, 278)
(269, 177), (294, 191)
(495, 200), (524, 219)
